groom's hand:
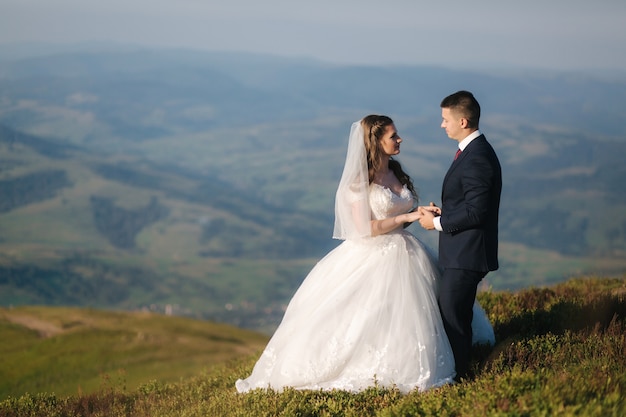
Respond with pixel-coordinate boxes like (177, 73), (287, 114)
(417, 206), (437, 230)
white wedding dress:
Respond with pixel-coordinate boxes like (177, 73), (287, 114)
(236, 184), (495, 394)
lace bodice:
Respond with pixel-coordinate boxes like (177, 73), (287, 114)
(369, 184), (415, 220)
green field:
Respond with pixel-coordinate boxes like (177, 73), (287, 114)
(1, 276), (624, 416)
(0, 306), (268, 400)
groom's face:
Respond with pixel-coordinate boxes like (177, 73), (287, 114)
(441, 108), (464, 142)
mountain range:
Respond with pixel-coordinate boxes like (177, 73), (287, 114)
(0, 45), (625, 332)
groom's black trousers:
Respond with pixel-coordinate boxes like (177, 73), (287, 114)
(438, 268), (486, 380)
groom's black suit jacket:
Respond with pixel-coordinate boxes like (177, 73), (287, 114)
(438, 134), (502, 272)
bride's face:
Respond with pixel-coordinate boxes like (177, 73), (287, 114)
(379, 124), (402, 156)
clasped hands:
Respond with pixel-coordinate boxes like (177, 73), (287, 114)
(413, 202), (441, 230)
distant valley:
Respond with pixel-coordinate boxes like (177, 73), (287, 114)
(0, 46), (625, 332)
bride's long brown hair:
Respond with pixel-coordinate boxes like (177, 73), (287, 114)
(361, 115), (418, 200)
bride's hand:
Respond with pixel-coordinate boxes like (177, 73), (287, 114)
(401, 204), (440, 229)
(403, 207), (418, 228)
(402, 209), (420, 224)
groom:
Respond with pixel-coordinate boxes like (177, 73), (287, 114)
(417, 90), (502, 381)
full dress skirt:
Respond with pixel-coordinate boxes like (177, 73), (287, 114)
(235, 185), (494, 394)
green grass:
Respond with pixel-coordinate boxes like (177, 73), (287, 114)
(0, 276), (624, 416)
(0, 306), (268, 400)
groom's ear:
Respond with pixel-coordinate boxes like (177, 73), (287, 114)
(459, 118), (469, 128)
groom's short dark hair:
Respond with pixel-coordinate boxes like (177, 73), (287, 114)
(441, 90), (481, 129)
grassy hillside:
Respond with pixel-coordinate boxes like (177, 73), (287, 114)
(0, 276), (624, 416)
(0, 306), (268, 400)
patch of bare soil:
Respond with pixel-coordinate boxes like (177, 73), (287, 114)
(3, 313), (63, 338)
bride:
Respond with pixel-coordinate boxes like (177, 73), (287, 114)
(236, 115), (494, 394)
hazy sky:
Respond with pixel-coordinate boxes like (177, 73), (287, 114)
(2, 0), (626, 71)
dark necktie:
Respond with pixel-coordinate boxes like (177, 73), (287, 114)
(454, 149), (462, 160)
